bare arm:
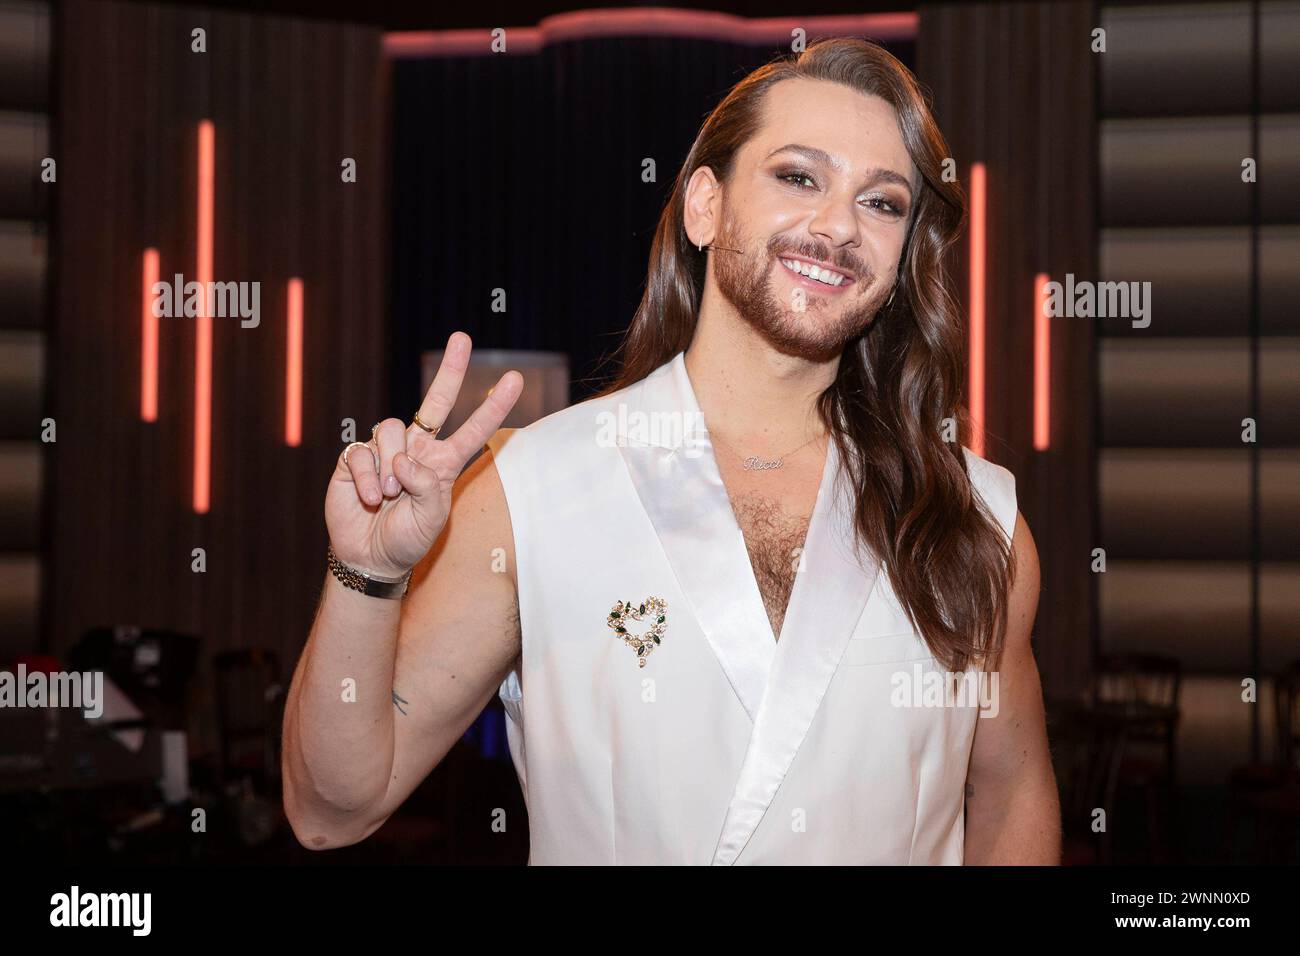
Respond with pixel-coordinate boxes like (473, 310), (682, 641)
(963, 511), (1062, 864)
(281, 333), (522, 849)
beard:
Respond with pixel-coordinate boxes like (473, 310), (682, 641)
(711, 209), (892, 362)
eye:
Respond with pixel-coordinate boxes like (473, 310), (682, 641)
(776, 168), (817, 190)
(862, 195), (906, 218)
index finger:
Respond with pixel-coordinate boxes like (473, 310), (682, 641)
(413, 331), (472, 432)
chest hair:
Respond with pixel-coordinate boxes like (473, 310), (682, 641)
(731, 492), (811, 641)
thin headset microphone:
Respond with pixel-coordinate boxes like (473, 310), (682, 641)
(697, 241), (743, 253)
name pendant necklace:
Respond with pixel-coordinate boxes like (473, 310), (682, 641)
(708, 427), (826, 472)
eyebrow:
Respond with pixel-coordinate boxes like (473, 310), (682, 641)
(765, 143), (915, 202)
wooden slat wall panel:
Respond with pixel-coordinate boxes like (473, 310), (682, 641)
(1096, 2), (1300, 707)
(0, 554), (38, 659)
(918, 0), (1097, 698)
(1100, 339), (1300, 445)
(0, 329), (42, 435)
(47, 0), (387, 718)
(0, 109), (48, 219)
(1099, 560), (1300, 673)
(0, 0), (50, 112)
(0, 441), (39, 547)
(1098, 226), (1300, 337)
(1099, 449), (1300, 560)
(1100, 1), (1300, 117)
(1100, 116), (1300, 226)
(0, 223), (45, 330)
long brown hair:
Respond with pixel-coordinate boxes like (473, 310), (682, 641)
(598, 37), (1013, 673)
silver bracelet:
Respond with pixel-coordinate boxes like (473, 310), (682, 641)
(327, 545), (412, 599)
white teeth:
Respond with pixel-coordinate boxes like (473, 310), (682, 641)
(780, 258), (845, 287)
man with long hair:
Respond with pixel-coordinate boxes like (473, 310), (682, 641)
(283, 37), (1060, 864)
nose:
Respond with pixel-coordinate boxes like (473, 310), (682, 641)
(806, 193), (862, 253)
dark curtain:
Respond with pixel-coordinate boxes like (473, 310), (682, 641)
(916, 1), (1095, 701)
(390, 34), (915, 413)
(47, 2), (389, 759)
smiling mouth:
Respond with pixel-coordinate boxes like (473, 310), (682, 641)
(778, 257), (853, 288)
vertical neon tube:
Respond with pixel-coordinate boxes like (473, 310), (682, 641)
(1033, 273), (1051, 451)
(194, 120), (214, 514)
(968, 163), (986, 457)
(141, 248), (160, 422)
(286, 278), (303, 447)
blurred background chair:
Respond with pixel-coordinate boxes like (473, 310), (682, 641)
(1048, 698), (1129, 865)
(1087, 654), (1182, 861)
(1224, 660), (1300, 863)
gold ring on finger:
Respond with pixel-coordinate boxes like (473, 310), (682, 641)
(343, 440), (379, 471)
(411, 411), (441, 437)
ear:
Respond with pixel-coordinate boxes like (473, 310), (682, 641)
(683, 165), (722, 249)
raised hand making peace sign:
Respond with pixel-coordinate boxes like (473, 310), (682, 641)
(325, 331), (523, 581)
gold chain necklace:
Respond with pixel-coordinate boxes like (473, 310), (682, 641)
(708, 427), (826, 472)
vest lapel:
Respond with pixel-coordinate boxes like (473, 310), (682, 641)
(616, 353), (774, 723)
(710, 436), (881, 865)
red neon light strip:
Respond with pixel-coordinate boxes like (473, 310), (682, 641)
(386, 10), (916, 57)
(194, 120), (214, 514)
(141, 248), (160, 422)
(1033, 273), (1050, 451)
(286, 278), (303, 447)
(968, 162), (986, 457)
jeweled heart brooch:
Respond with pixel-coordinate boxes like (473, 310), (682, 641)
(606, 596), (668, 667)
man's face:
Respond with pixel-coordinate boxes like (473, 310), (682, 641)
(709, 78), (919, 361)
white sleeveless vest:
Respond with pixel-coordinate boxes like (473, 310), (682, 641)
(484, 352), (1017, 865)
